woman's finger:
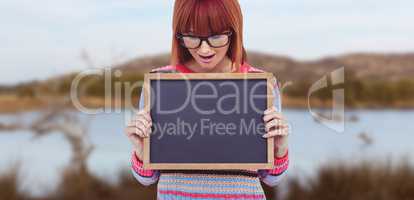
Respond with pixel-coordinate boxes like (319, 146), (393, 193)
(131, 110), (150, 120)
(267, 117), (288, 128)
(125, 126), (142, 138)
(265, 119), (277, 132)
(263, 111), (284, 122)
(141, 112), (152, 123)
(135, 127), (146, 138)
(135, 117), (152, 130)
(262, 126), (289, 138)
(128, 115), (152, 128)
(264, 106), (276, 115)
(265, 119), (288, 132)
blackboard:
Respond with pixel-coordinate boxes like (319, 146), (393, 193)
(142, 73), (275, 170)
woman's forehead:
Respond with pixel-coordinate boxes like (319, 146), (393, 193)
(183, 17), (230, 35)
(185, 27), (230, 35)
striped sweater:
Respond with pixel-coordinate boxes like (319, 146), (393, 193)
(131, 63), (289, 199)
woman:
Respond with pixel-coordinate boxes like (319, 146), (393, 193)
(125, 0), (290, 199)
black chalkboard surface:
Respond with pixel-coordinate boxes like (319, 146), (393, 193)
(142, 73), (275, 170)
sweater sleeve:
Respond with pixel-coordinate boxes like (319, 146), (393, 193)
(130, 89), (160, 186)
(131, 151), (160, 186)
(258, 77), (290, 187)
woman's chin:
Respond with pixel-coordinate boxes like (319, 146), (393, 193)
(196, 61), (217, 71)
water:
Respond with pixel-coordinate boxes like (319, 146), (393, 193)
(0, 109), (413, 196)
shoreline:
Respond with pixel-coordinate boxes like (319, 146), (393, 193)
(0, 95), (413, 114)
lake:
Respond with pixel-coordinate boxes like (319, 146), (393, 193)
(0, 109), (413, 196)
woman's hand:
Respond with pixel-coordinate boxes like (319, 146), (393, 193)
(262, 106), (289, 157)
(124, 110), (152, 161)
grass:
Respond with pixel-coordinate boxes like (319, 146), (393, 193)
(0, 160), (413, 200)
(286, 160), (414, 200)
(0, 165), (26, 200)
(48, 168), (157, 200)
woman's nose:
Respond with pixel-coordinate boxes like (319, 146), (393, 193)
(198, 40), (211, 53)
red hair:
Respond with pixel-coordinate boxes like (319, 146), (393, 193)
(171, 0), (247, 72)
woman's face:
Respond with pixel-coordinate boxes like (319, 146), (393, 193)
(187, 40), (229, 71)
(181, 31), (231, 71)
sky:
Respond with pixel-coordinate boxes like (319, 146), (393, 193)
(1, 0), (413, 85)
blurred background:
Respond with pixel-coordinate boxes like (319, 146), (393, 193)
(1, 0), (413, 199)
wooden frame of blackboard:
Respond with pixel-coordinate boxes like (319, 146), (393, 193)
(142, 73), (275, 170)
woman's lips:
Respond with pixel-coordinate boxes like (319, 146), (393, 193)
(198, 54), (215, 63)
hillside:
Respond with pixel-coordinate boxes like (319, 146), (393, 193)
(1, 51), (413, 113)
(117, 52), (414, 82)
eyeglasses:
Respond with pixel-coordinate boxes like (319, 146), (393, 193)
(176, 31), (232, 49)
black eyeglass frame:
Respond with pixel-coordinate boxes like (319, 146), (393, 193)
(176, 31), (233, 49)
